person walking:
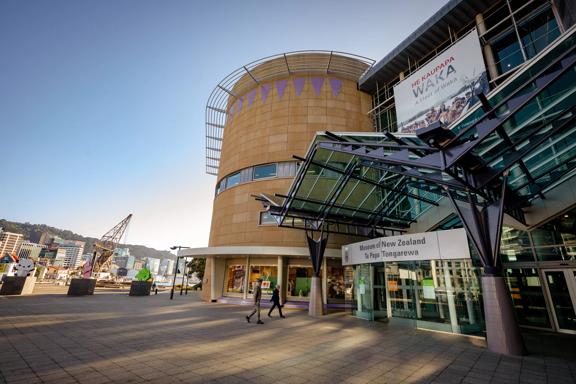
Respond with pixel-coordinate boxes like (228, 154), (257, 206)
(246, 278), (264, 324)
(268, 284), (285, 318)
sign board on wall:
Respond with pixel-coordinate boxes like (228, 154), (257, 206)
(394, 29), (489, 134)
(342, 228), (470, 266)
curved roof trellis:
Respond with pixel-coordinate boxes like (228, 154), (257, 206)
(205, 50), (375, 175)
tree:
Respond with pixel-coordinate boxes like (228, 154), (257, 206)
(187, 258), (205, 280)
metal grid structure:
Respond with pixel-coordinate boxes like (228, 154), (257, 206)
(265, 28), (576, 243)
(205, 51), (375, 175)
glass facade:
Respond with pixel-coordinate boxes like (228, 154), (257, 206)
(287, 266), (312, 299)
(326, 261), (349, 304)
(505, 268), (551, 328)
(348, 258), (484, 335)
(544, 270), (576, 331)
(500, 207), (576, 263)
(371, 0), (565, 133)
(248, 265), (277, 296)
(225, 265), (246, 294)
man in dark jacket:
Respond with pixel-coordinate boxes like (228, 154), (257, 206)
(268, 284), (285, 318)
(246, 278), (264, 324)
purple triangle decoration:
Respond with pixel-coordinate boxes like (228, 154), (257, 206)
(311, 77), (324, 96)
(261, 84), (272, 103)
(293, 77), (305, 96)
(247, 89), (257, 107)
(229, 104), (235, 118)
(330, 78), (343, 97)
(276, 79), (288, 99)
(237, 96), (244, 113)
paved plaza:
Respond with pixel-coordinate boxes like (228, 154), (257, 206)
(1, 286), (575, 384)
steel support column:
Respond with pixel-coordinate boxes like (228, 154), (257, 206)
(445, 175), (525, 355)
(305, 226), (328, 316)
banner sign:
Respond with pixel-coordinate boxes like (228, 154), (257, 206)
(342, 228), (470, 266)
(394, 29), (488, 134)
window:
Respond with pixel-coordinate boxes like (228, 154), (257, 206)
(287, 266), (313, 298)
(531, 208), (576, 261)
(259, 211), (277, 225)
(216, 180), (224, 195)
(227, 172), (241, 188)
(253, 164), (277, 179)
(505, 268), (551, 328)
(248, 265), (277, 295)
(225, 265), (245, 294)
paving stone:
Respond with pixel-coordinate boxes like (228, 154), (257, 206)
(1, 288), (575, 384)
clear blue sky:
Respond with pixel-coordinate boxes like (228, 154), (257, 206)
(0, 0), (448, 251)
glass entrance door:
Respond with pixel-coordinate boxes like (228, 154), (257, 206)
(353, 264), (373, 320)
(373, 264), (388, 321)
(386, 262), (417, 320)
(543, 269), (576, 333)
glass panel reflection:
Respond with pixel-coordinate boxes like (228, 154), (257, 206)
(545, 271), (576, 330)
(532, 208), (576, 261)
(505, 268), (551, 328)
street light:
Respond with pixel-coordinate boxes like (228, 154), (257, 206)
(169, 246), (190, 300)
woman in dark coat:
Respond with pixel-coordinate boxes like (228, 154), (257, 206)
(268, 284), (285, 318)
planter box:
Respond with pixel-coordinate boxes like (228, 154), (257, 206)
(0, 276), (36, 295)
(67, 278), (96, 296)
(129, 281), (152, 296)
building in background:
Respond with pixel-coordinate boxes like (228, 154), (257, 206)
(146, 257), (160, 275)
(52, 248), (67, 267)
(159, 258), (175, 276)
(113, 248), (135, 271)
(114, 247), (130, 258)
(133, 260), (144, 271)
(60, 245), (84, 268)
(114, 255), (135, 270)
(17, 242), (46, 259)
(0, 231), (23, 258)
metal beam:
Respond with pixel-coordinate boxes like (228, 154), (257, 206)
(293, 155), (439, 206)
(275, 194), (414, 224)
(217, 85), (237, 99)
(243, 66), (260, 85)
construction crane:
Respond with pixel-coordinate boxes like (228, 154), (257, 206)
(89, 214), (132, 277)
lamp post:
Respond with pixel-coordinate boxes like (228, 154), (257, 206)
(180, 257), (186, 296)
(169, 246), (190, 300)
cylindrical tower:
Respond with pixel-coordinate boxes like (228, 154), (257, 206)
(202, 51), (375, 304)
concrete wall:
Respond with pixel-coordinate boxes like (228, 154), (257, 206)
(204, 55), (375, 301)
(210, 73), (373, 249)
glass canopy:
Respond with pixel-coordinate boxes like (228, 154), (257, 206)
(268, 29), (576, 238)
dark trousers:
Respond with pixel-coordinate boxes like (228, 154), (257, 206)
(248, 302), (261, 321)
(268, 301), (283, 317)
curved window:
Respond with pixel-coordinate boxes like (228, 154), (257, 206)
(254, 164), (277, 179)
(259, 211), (277, 225)
(227, 172), (241, 188)
(215, 161), (299, 196)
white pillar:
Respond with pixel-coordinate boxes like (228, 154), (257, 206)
(443, 261), (459, 331)
(277, 255), (285, 303)
(243, 256), (250, 300)
(476, 13), (499, 81)
(322, 257), (327, 305)
(210, 257), (217, 302)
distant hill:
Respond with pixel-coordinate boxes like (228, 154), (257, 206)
(0, 219), (175, 261)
